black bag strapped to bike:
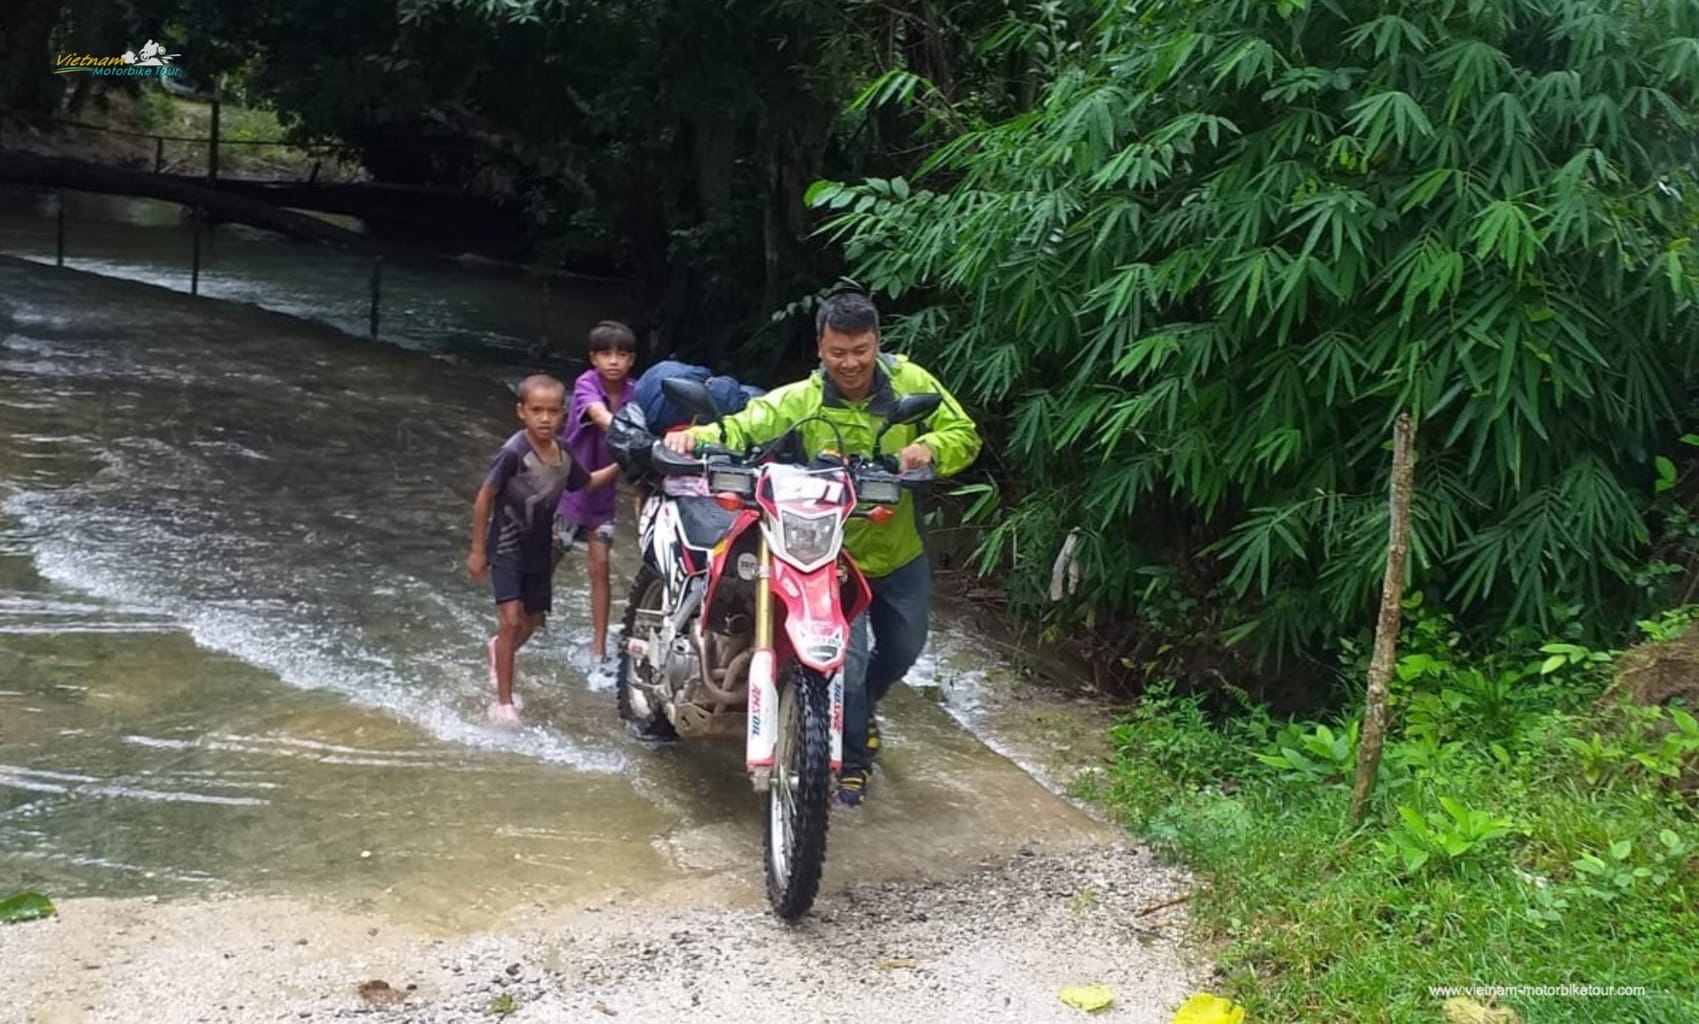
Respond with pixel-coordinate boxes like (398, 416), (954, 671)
(607, 403), (656, 478)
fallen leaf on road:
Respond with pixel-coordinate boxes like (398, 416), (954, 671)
(1441, 996), (1520, 1024)
(878, 958), (918, 970)
(1172, 993), (1246, 1024)
(0, 892), (55, 924)
(1060, 984), (1115, 1013)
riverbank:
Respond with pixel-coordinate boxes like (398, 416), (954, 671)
(3, 843), (1198, 1024)
(1087, 615), (1699, 1024)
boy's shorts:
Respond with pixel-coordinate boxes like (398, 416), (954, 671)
(490, 557), (552, 614)
(554, 514), (615, 554)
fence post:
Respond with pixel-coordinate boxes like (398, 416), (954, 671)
(369, 252), (382, 339)
(208, 89), (220, 182)
(55, 192), (66, 267)
(190, 206), (202, 296)
(154, 136), (164, 173)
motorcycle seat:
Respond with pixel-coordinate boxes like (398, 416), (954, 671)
(676, 497), (738, 550)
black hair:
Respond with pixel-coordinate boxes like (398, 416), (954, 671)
(587, 320), (638, 354)
(814, 290), (880, 337)
(516, 373), (566, 403)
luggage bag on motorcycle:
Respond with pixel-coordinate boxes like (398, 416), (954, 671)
(606, 403), (657, 478)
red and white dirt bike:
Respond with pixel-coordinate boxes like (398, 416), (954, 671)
(614, 378), (939, 919)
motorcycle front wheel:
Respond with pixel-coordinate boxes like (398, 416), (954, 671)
(763, 662), (831, 919)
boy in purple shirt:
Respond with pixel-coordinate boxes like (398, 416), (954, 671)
(468, 374), (619, 724)
(553, 321), (636, 670)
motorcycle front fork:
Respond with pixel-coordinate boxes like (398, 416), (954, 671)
(745, 533), (847, 793)
(746, 530), (779, 783)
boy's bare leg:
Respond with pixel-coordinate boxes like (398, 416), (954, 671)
(588, 537), (612, 659)
(494, 600), (526, 706)
(516, 611), (545, 651)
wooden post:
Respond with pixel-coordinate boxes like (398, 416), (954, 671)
(154, 136), (164, 173)
(208, 89), (221, 182)
(55, 192), (66, 267)
(1351, 411), (1417, 824)
(190, 206), (202, 295)
(369, 252), (382, 339)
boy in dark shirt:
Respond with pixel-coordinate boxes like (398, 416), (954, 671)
(467, 374), (618, 724)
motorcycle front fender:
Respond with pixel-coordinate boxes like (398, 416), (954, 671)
(769, 557), (851, 674)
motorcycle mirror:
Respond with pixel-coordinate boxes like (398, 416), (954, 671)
(661, 378), (723, 424)
(874, 391), (942, 451)
(889, 392), (941, 426)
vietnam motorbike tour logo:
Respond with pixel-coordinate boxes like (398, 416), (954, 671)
(55, 40), (182, 77)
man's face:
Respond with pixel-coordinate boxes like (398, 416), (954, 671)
(818, 326), (879, 399)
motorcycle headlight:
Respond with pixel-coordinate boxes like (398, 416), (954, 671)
(857, 477), (901, 504)
(779, 511), (838, 565)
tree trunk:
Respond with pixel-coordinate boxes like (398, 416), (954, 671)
(1350, 412), (1417, 824)
(0, 1), (67, 116)
(63, 0), (107, 117)
(616, 148), (673, 359)
(66, 73), (94, 117)
(693, 115), (735, 220)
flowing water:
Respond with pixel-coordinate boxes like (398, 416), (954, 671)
(0, 194), (1108, 931)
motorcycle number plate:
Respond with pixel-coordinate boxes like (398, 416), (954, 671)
(771, 475), (843, 505)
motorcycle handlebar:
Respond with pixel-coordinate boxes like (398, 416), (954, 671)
(650, 440), (939, 488)
(896, 464), (936, 486)
(649, 439), (707, 476)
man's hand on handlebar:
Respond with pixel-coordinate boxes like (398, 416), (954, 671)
(662, 430), (698, 455)
(898, 443), (934, 472)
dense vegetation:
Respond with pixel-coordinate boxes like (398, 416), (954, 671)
(3, 0), (1031, 367)
(1085, 602), (1699, 1022)
(815, 0), (1699, 674)
(9, 0), (1699, 676)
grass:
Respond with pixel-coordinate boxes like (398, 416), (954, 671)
(1079, 610), (1699, 1024)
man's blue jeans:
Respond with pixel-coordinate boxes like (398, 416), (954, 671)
(841, 553), (931, 774)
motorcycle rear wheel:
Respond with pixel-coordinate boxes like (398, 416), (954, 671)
(763, 662), (831, 919)
(615, 562), (677, 739)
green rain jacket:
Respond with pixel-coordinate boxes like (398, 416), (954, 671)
(687, 353), (981, 578)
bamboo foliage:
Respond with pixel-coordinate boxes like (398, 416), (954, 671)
(809, 0), (1699, 657)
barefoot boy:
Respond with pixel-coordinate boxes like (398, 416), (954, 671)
(468, 373), (618, 723)
(553, 321), (636, 674)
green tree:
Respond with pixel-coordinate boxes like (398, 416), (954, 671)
(812, 0), (1699, 665)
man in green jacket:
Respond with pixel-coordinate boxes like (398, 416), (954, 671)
(663, 291), (982, 807)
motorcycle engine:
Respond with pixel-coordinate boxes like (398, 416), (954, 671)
(659, 634), (700, 693)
